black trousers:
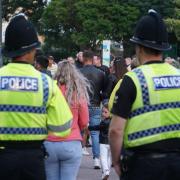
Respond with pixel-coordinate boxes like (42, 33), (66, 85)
(122, 153), (180, 180)
(0, 148), (46, 180)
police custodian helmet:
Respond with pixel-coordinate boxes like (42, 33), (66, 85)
(130, 9), (171, 51)
(2, 14), (40, 58)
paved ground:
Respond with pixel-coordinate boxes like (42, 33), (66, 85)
(77, 148), (119, 180)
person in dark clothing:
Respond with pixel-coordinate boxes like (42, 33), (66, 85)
(105, 57), (128, 98)
(80, 51), (107, 107)
(89, 103), (111, 180)
(0, 14), (72, 180)
(80, 50), (106, 169)
(109, 10), (180, 180)
(35, 55), (52, 77)
(75, 51), (84, 69)
(93, 54), (110, 77)
(93, 54), (110, 100)
(105, 73), (118, 98)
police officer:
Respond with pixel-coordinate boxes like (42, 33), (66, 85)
(109, 10), (180, 180)
(0, 15), (72, 180)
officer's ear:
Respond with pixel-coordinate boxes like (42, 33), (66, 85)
(135, 45), (144, 65)
(135, 45), (140, 56)
(138, 45), (145, 54)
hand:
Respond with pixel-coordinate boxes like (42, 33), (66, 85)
(113, 163), (121, 176)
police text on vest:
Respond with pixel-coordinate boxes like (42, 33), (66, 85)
(0, 76), (38, 91)
(153, 76), (180, 90)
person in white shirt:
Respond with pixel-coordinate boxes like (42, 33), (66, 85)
(47, 55), (58, 78)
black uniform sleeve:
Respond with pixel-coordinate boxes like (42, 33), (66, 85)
(111, 75), (136, 119)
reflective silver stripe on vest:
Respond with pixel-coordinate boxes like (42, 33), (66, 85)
(130, 101), (180, 118)
(128, 124), (180, 141)
(48, 119), (72, 132)
(0, 127), (47, 134)
(133, 68), (150, 105)
(41, 73), (49, 106)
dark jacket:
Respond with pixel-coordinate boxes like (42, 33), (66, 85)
(97, 65), (110, 77)
(75, 60), (83, 69)
(40, 69), (52, 78)
(104, 73), (118, 98)
(88, 118), (111, 144)
(80, 65), (106, 106)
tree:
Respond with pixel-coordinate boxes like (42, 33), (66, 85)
(125, 0), (180, 43)
(41, 0), (139, 56)
(165, 0), (180, 41)
(42, 0), (178, 57)
(125, 0), (175, 18)
(2, 0), (47, 31)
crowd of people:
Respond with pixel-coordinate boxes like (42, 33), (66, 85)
(1, 9), (180, 180)
(32, 48), (180, 180)
(33, 49), (133, 180)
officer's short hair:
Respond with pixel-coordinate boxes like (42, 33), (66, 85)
(139, 45), (161, 56)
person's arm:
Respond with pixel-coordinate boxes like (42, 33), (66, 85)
(47, 81), (72, 137)
(109, 75), (136, 176)
(101, 72), (109, 100)
(109, 115), (126, 176)
(78, 98), (89, 130)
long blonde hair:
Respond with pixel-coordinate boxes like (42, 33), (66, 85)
(55, 60), (91, 105)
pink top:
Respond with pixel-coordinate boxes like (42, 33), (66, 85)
(47, 85), (89, 142)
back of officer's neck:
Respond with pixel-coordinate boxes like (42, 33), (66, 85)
(13, 53), (34, 65)
(141, 54), (162, 65)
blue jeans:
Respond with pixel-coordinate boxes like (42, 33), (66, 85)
(44, 141), (82, 180)
(89, 106), (101, 159)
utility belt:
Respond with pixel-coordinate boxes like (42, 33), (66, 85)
(0, 140), (44, 149)
(0, 140), (49, 159)
(120, 150), (180, 178)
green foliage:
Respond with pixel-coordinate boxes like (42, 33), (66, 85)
(125, 0), (180, 42)
(2, 0), (47, 31)
(125, 0), (175, 17)
(42, 0), (139, 55)
(165, 0), (180, 41)
(3, 0), (179, 57)
(165, 19), (180, 41)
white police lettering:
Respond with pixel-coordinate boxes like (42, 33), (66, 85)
(153, 76), (180, 90)
(0, 76), (38, 91)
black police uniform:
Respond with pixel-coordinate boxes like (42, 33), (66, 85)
(111, 10), (180, 180)
(1, 15), (46, 180)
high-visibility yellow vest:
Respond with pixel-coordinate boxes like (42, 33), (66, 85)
(124, 63), (180, 148)
(0, 63), (72, 141)
(108, 79), (122, 112)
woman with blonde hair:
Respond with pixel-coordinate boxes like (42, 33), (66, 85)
(44, 60), (90, 180)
